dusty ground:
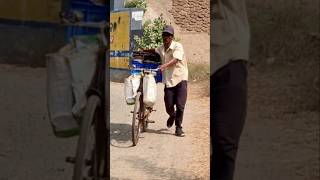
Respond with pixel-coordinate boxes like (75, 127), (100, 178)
(0, 64), (76, 180)
(110, 81), (210, 179)
(0, 60), (318, 180)
(235, 0), (320, 179)
(236, 62), (319, 180)
(0, 64), (210, 180)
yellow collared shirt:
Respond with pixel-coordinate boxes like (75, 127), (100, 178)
(156, 41), (188, 88)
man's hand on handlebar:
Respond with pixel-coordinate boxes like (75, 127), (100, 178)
(159, 64), (166, 72)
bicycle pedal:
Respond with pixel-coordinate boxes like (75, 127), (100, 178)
(65, 156), (75, 164)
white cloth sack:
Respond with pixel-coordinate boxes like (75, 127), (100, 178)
(46, 52), (78, 133)
(124, 76), (134, 105)
(66, 40), (98, 118)
(124, 74), (141, 105)
(46, 38), (98, 135)
(143, 74), (157, 107)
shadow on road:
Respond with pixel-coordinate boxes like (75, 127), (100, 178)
(110, 122), (132, 148)
(110, 123), (175, 148)
(121, 155), (203, 179)
(145, 128), (174, 136)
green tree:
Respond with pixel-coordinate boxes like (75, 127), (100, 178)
(124, 0), (147, 12)
(133, 15), (167, 50)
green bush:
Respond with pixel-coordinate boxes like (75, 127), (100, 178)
(133, 15), (167, 50)
(133, 15), (180, 50)
(125, 0), (147, 12)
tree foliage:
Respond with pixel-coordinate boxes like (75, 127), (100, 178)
(133, 15), (167, 50)
(124, 0), (147, 12)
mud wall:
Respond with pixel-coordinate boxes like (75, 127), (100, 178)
(169, 0), (210, 33)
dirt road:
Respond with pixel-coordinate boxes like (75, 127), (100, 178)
(0, 64), (210, 180)
(110, 81), (210, 179)
(1, 59), (319, 180)
(0, 64), (76, 180)
(235, 64), (319, 180)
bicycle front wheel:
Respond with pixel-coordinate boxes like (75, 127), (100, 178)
(73, 95), (103, 180)
(132, 92), (143, 146)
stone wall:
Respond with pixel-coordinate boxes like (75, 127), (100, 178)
(169, 0), (210, 33)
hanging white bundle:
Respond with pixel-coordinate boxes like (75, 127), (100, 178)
(143, 74), (157, 107)
(124, 74), (141, 105)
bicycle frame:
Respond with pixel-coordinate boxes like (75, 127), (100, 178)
(134, 68), (158, 125)
(63, 21), (110, 180)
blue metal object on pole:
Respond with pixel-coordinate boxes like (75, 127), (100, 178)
(66, 0), (109, 40)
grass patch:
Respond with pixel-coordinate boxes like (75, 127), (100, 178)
(188, 62), (210, 82)
(247, 0), (319, 65)
(247, 0), (319, 111)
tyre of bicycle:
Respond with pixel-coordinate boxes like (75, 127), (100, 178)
(131, 81), (155, 146)
(73, 95), (107, 180)
(132, 91), (145, 146)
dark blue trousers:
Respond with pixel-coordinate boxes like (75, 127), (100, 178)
(211, 60), (248, 180)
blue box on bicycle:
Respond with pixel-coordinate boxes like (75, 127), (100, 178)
(143, 61), (162, 83)
(130, 59), (162, 83)
(131, 59), (144, 75)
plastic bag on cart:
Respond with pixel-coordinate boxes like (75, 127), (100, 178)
(67, 39), (98, 118)
(143, 74), (157, 107)
(124, 74), (141, 105)
(46, 52), (78, 137)
(46, 36), (99, 137)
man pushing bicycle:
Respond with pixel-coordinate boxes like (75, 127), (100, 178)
(144, 25), (188, 137)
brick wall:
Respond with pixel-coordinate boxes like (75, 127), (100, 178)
(169, 0), (210, 33)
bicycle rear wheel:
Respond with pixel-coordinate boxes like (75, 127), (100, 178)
(73, 95), (106, 180)
(132, 92), (143, 146)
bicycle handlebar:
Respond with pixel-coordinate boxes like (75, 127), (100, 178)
(130, 67), (160, 72)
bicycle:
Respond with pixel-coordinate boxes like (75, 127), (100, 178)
(62, 21), (109, 180)
(130, 64), (160, 146)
